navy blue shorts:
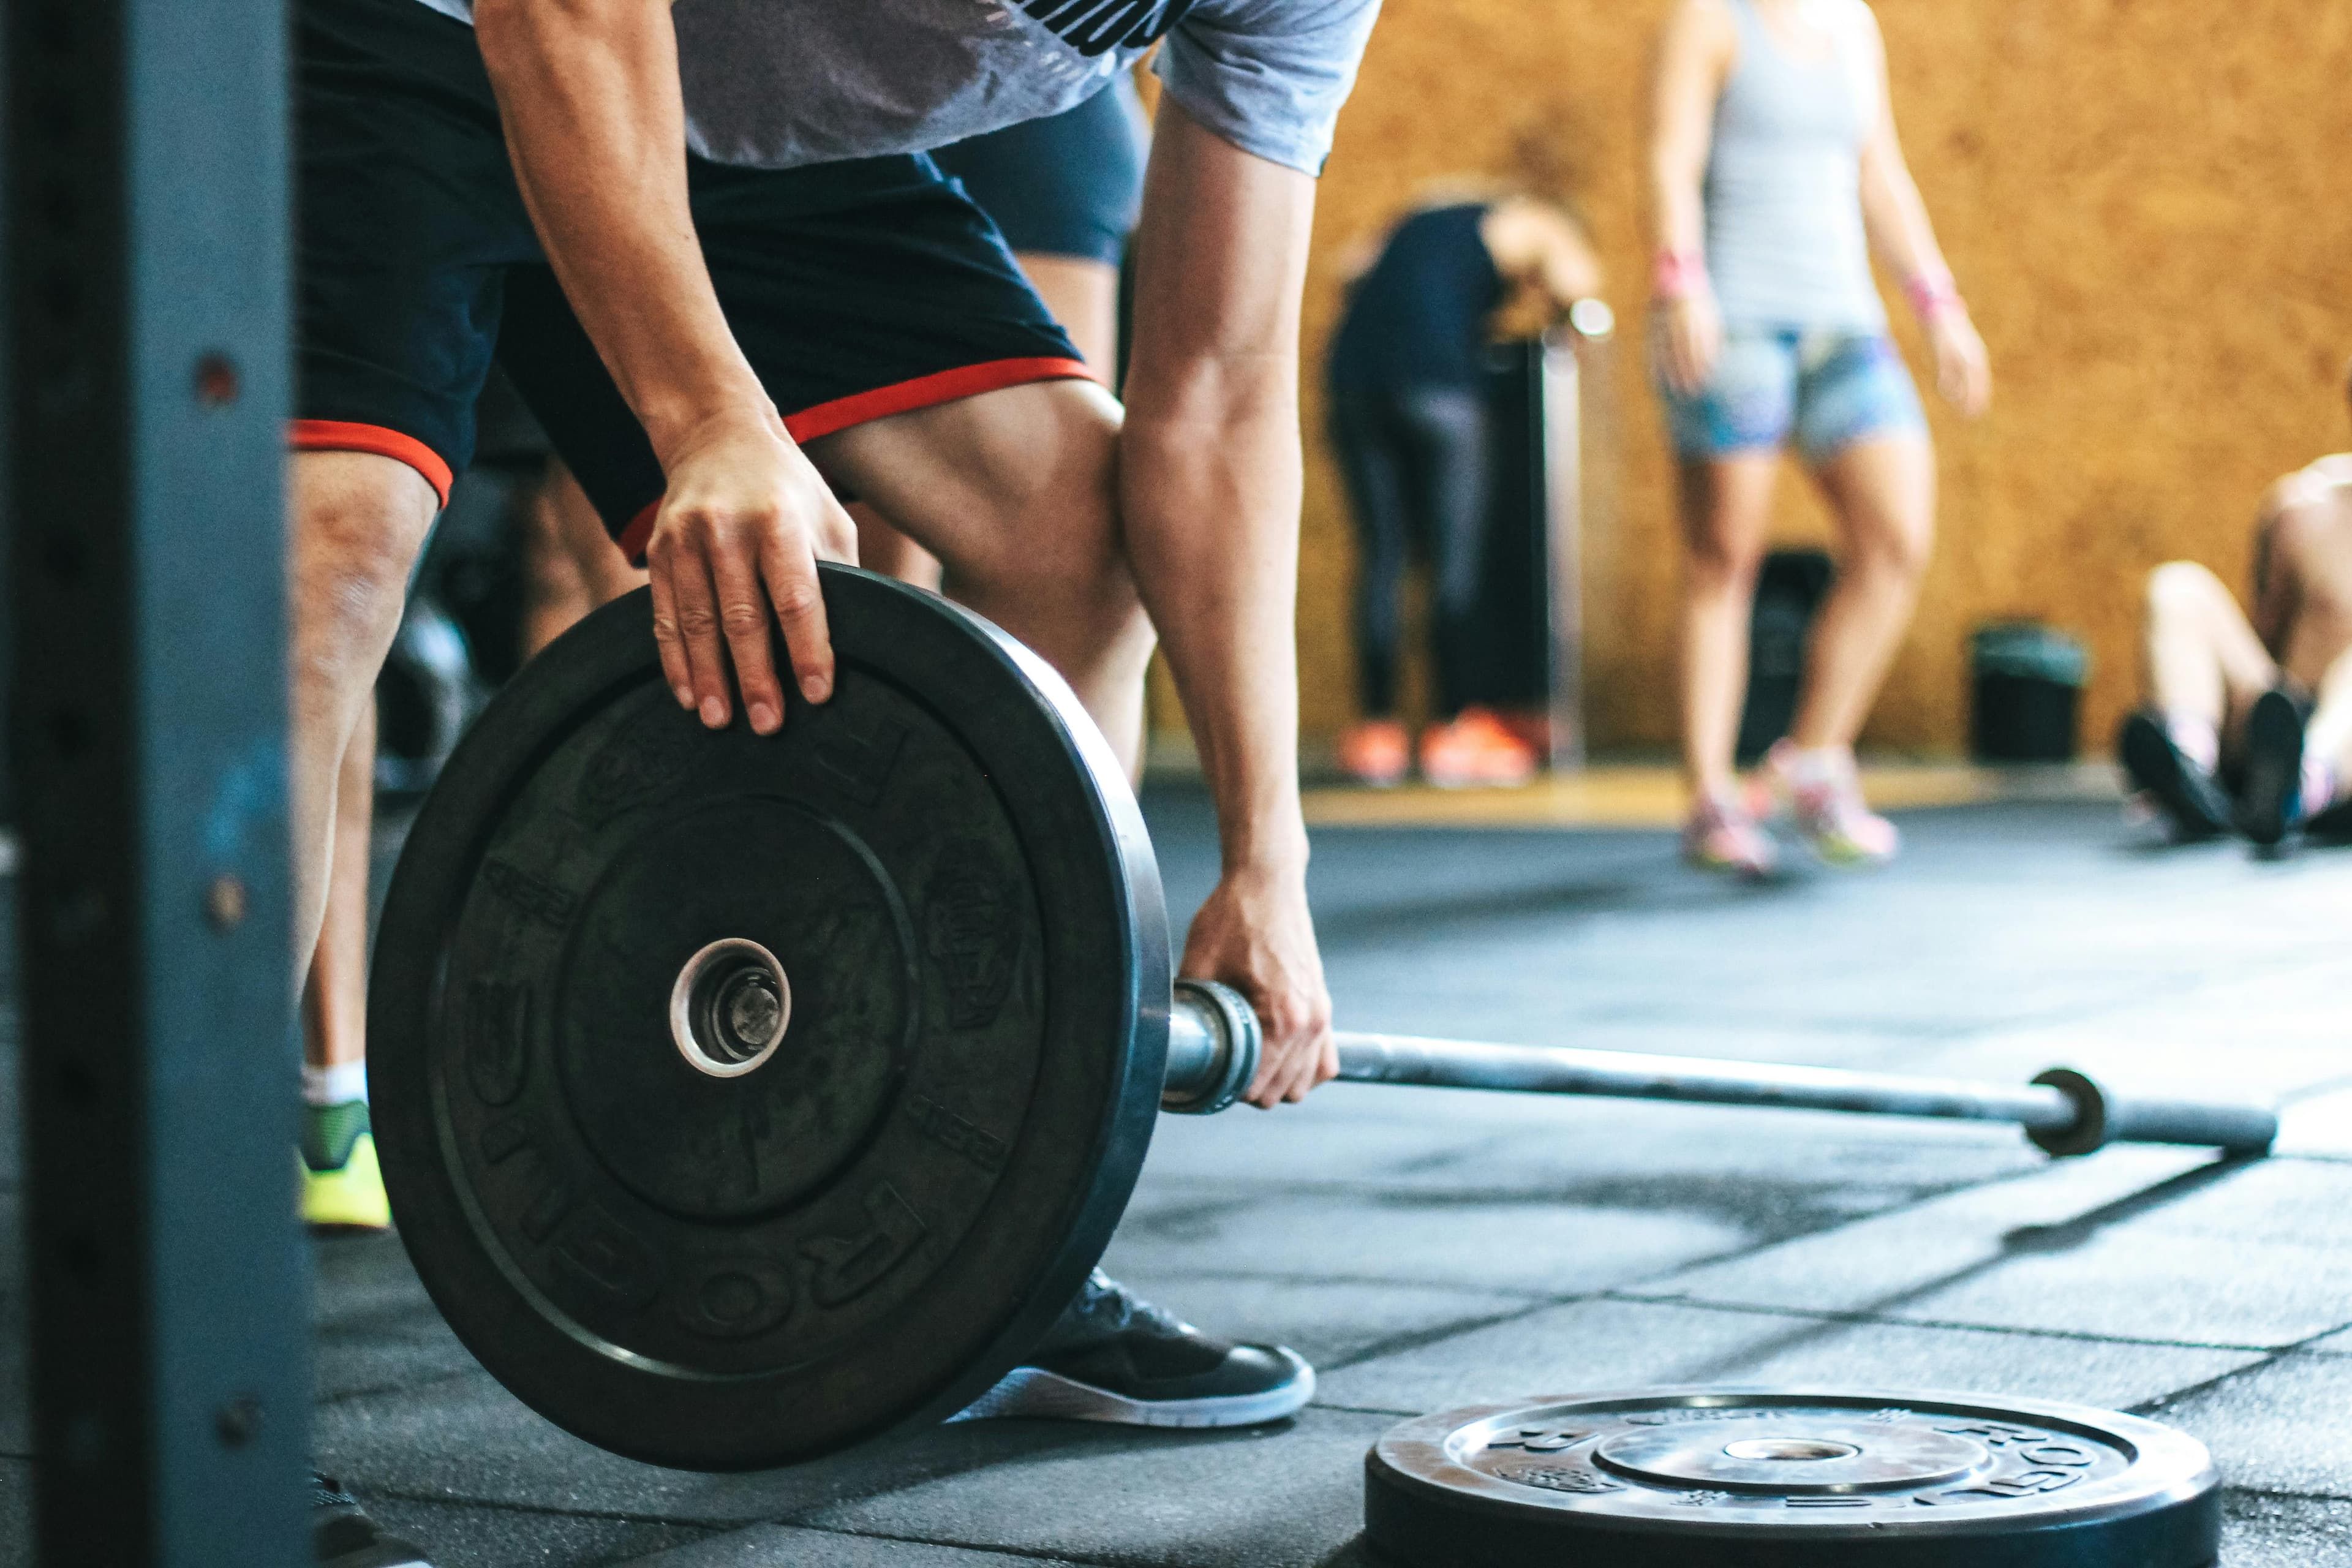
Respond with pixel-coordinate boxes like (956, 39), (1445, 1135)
(930, 78), (1147, 266)
(294, 0), (1088, 558)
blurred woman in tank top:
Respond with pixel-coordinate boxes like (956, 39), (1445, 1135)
(1650, 0), (1989, 877)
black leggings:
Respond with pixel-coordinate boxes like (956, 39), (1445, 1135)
(1330, 383), (1493, 718)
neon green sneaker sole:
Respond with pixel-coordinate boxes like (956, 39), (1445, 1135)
(301, 1131), (391, 1231)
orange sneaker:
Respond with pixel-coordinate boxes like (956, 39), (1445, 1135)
(1419, 707), (1539, 789)
(1337, 719), (1411, 787)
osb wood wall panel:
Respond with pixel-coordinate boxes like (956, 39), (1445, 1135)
(1273, 0), (2352, 754)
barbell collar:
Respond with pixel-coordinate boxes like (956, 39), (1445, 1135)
(1162, 978), (1262, 1115)
(2027, 1067), (2277, 1158)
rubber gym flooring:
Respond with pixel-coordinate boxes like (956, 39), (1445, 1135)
(5, 783), (2352, 1564)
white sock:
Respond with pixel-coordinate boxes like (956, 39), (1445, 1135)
(303, 1060), (368, 1107)
(2301, 756), (2339, 820)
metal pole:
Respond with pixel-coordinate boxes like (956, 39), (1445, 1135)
(9, 0), (307, 1560)
(1538, 325), (1585, 772)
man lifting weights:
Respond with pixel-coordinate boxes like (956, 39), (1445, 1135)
(2121, 360), (2352, 848)
(290, 0), (1379, 1547)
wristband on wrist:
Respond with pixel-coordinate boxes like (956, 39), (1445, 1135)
(1904, 266), (1962, 320)
(1653, 249), (1709, 301)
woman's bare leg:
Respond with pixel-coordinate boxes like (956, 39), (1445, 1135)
(1677, 454), (1781, 797)
(856, 252), (1122, 592)
(1789, 434), (1936, 750)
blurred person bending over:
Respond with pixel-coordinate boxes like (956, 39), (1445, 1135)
(1651, 0), (1989, 876)
(1327, 189), (1602, 788)
(2122, 366), (2352, 848)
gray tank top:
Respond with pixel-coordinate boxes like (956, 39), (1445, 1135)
(1704, 0), (1885, 333)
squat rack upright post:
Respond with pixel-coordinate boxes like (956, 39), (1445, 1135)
(7, 1), (309, 1562)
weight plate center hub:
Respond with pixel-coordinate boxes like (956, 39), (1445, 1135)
(557, 794), (916, 1224)
(1593, 1419), (1987, 1494)
(671, 937), (793, 1078)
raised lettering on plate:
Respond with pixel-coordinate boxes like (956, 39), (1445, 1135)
(801, 1183), (929, 1308)
(904, 1093), (1011, 1172)
(925, 842), (1019, 1030)
(466, 979), (532, 1105)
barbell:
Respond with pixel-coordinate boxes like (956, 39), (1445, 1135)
(368, 566), (2272, 1474)
(1161, 980), (2275, 1156)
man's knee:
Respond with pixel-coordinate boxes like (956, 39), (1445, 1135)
(291, 452), (438, 686)
(979, 487), (1149, 654)
(950, 421), (1137, 630)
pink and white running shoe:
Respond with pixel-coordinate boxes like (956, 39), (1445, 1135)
(1758, 741), (1899, 867)
(1683, 790), (1779, 879)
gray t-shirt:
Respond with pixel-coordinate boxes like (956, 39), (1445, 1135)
(411, 0), (1380, 177)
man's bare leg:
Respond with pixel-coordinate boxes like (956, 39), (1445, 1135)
(2256, 503), (2352, 823)
(850, 503), (943, 590)
(522, 462), (646, 660)
(521, 467), (598, 659)
(299, 695), (389, 1226)
(853, 252), (1123, 598)
(2303, 646), (2352, 786)
(290, 451), (441, 967)
(809, 378), (1153, 775)
(2121, 560), (2275, 839)
(303, 696), (376, 1074)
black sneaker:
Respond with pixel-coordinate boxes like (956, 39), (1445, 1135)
(2236, 688), (2312, 848)
(313, 1471), (433, 1568)
(2118, 710), (2231, 839)
(952, 1270), (1313, 1428)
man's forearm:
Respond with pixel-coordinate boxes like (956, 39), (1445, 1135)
(473, 0), (765, 459)
(1120, 371), (1310, 876)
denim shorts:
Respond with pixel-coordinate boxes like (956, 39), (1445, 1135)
(1659, 329), (1926, 461)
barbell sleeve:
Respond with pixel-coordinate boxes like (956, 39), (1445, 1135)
(1162, 980), (2275, 1158)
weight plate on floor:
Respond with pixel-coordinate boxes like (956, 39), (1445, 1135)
(1366, 1388), (2218, 1567)
(370, 567), (1170, 1471)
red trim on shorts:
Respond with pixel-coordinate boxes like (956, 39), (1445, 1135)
(782, 356), (1096, 445)
(612, 356), (1096, 566)
(289, 419), (454, 507)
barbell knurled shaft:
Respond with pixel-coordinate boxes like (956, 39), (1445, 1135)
(1163, 989), (2274, 1155)
(1332, 1031), (2083, 1131)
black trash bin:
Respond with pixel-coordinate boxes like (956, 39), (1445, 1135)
(1736, 549), (1836, 766)
(1971, 622), (2089, 763)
